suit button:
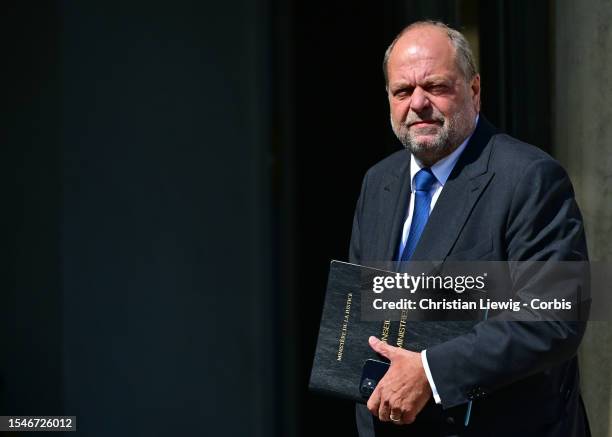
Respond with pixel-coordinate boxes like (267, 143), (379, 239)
(445, 416), (455, 425)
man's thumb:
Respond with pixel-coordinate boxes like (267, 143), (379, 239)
(368, 336), (395, 360)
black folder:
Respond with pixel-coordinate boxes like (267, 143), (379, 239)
(308, 260), (478, 403)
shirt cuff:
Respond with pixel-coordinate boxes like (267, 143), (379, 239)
(421, 349), (442, 404)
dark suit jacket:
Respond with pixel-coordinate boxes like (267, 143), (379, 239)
(350, 117), (590, 437)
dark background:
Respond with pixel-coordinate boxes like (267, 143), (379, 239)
(1, 1), (551, 436)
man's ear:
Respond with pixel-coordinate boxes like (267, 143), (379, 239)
(471, 74), (481, 111)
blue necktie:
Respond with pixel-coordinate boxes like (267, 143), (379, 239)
(400, 168), (437, 261)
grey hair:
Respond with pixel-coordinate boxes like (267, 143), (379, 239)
(383, 20), (477, 86)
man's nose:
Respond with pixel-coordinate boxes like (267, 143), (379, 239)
(410, 87), (430, 112)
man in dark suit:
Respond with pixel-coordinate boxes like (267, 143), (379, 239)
(350, 21), (590, 436)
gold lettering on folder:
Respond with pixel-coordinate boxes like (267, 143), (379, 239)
(337, 292), (352, 361)
(396, 309), (408, 348)
(381, 320), (391, 342)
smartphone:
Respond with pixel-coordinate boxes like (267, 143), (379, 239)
(359, 358), (390, 399)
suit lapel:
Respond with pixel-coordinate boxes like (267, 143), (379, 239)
(372, 153), (411, 261)
(411, 117), (497, 261)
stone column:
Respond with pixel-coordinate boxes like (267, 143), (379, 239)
(555, 1), (612, 435)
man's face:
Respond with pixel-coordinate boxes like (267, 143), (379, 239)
(386, 26), (481, 166)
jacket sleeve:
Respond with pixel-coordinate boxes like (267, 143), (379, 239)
(425, 158), (589, 409)
(348, 171), (370, 265)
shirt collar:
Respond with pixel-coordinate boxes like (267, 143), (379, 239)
(410, 114), (479, 190)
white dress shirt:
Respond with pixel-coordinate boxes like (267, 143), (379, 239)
(397, 116), (478, 404)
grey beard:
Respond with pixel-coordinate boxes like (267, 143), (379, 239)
(394, 122), (452, 156)
(391, 110), (470, 165)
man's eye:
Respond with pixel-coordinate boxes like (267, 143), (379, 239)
(395, 88), (413, 98)
(429, 85), (447, 94)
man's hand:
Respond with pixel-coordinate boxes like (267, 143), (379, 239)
(366, 336), (432, 425)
